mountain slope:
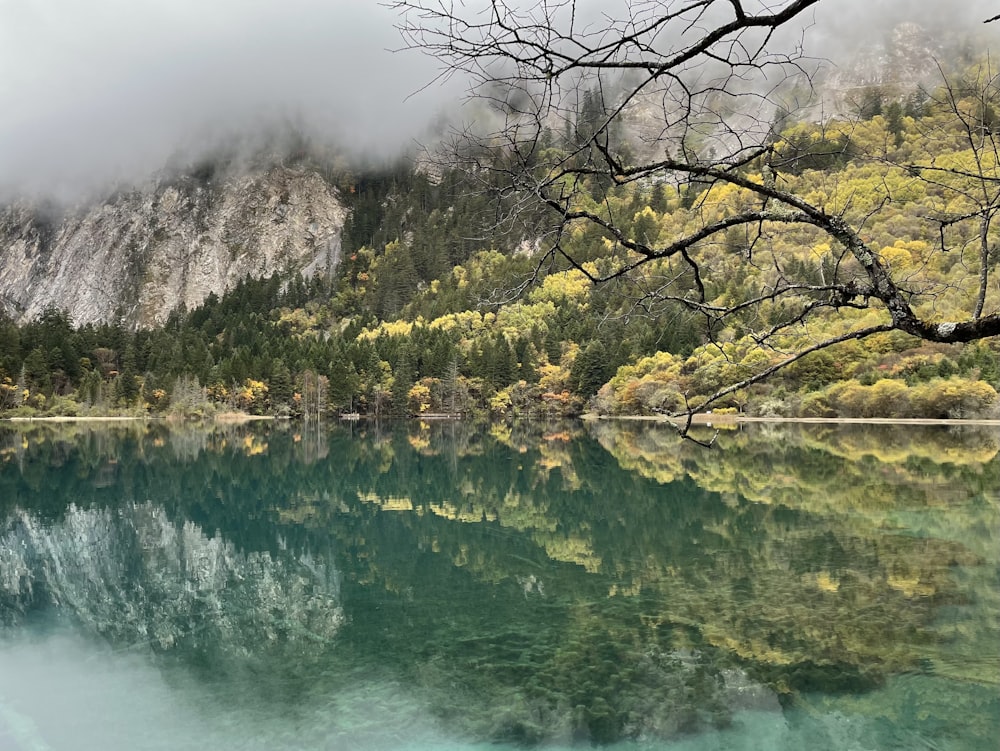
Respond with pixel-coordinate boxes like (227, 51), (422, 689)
(0, 165), (346, 328)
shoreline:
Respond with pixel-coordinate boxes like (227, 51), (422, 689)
(581, 413), (1000, 427)
(4, 413), (999, 427)
(6, 416), (149, 423)
(4, 413), (274, 424)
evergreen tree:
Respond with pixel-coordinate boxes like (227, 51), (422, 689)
(885, 101), (905, 147)
(117, 343), (140, 405)
(328, 358), (360, 412)
(23, 347), (51, 394)
(79, 368), (103, 407)
(269, 361), (294, 410)
(391, 349), (416, 418)
(572, 340), (613, 397)
(649, 182), (669, 214)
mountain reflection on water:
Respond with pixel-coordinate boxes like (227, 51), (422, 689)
(0, 420), (997, 751)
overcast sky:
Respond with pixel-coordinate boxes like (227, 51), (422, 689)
(0, 0), (996, 200)
(0, 0), (460, 199)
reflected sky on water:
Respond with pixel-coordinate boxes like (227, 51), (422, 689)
(1, 420), (997, 750)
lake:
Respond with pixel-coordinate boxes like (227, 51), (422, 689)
(0, 419), (997, 750)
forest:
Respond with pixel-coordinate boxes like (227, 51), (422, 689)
(1, 59), (998, 423)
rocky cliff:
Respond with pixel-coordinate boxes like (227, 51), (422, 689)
(0, 164), (347, 328)
(821, 22), (943, 108)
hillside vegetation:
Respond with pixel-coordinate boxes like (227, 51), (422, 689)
(1, 61), (998, 421)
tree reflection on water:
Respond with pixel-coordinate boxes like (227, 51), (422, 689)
(0, 420), (997, 748)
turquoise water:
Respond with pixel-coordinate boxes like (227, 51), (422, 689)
(0, 420), (997, 750)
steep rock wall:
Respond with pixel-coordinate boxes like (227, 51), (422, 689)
(0, 165), (346, 328)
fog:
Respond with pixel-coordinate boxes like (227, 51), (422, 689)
(0, 0), (996, 200)
(0, 0), (461, 200)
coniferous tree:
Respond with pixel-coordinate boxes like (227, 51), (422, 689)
(572, 341), (613, 397)
(117, 343), (140, 405)
(269, 361), (294, 411)
(391, 349), (416, 418)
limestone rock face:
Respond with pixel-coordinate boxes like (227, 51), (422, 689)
(0, 165), (346, 328)
(822, 22), (942, 106)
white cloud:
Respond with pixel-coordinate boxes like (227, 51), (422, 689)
(0, 0), (995, 200)
(0, 0), (455, 198)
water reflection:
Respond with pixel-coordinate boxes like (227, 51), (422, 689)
(0, 420), (997, 750)
(2, 502), (343, 657)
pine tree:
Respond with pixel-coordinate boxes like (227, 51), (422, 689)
(116, 343), (140, 405)
(269, 361), (294, 410)
(572, 341), (612, 397)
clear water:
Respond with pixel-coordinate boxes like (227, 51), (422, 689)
(0, 420), (997, 750)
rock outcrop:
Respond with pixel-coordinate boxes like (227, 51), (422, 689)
(0, 164), (346, 328)
(821, 22), (943, 110)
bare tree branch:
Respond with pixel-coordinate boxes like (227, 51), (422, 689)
(391, 0), (1000, 429)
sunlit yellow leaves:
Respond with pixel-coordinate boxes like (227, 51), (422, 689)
(205, 382), (229, 403)
(488, 387), (513, 418)
(236, 379), (269, 414)
(600, 351), (686, 415)
(538, 363), (572, 393)
(0, 377), (20, 410)
(695, 180), (758, 223)
(428, 309), (485, 334)
(803, 377), (998, 420)
(527, 267), (594, 307)
(495, 301), (557, 339)
(276, 307), (324, 338)
(880, 239), (932, 272)
(407, 383), (432, 414)
(357, 318), (416, 340)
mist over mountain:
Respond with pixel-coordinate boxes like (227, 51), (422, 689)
(0, 1), (996, 329)
(0, 0), (461, 202)
(1, 0), (996, 202)
(0, 3), (997, 424)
